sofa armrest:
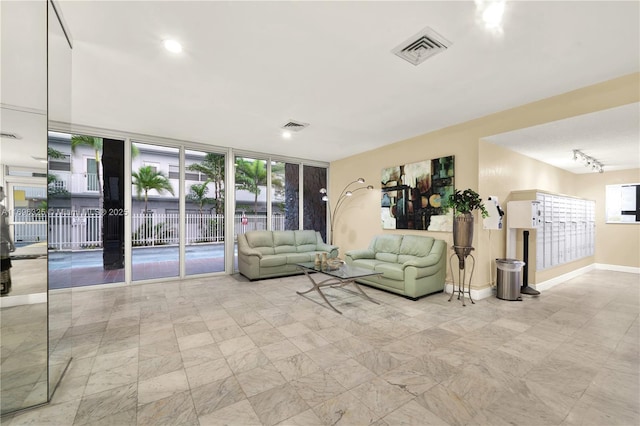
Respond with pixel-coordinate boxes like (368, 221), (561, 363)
(402, 253), (440, 269)
(237, 234), (263, 259)
(239, 247), (262, 258)
(345, 249), (375, 260)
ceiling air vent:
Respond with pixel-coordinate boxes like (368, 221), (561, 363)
(392, 26), (451, 66)
(1, 132), (21, 139)
(281, 120), (310, 132)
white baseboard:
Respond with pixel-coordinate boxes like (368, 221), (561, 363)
(532, 264), (596, 292)
(445, 261), (639, 299)
(532, 263), (640, 292)
(0, 292), (47, 308)
(595, 263), (640, 274)
(445, 283), (494, 301)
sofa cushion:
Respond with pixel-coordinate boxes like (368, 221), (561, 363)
(246, 231), (275, 255)
(375, 252), (398, 263)
(260, 255), (287, 267)
(398, 235), (434, 264)
(350, 258), (379, 270)
(295, 230), (318, 252)
(286, 253), (313, 264)
(273, 231), (297, 254)
(372, 235), (402, 254)
(374, 262), (404, 281)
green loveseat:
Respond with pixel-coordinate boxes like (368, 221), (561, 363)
(237, 230), (338, 280)
(344, 234), (446, 299)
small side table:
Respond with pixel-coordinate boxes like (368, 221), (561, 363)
(448, 246), (475, 306)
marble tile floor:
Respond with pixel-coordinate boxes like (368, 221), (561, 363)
(2, 269), (638, 425)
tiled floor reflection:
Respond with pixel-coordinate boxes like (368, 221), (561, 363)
(3, 269), (639, 425)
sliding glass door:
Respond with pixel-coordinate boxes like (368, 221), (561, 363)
(47, 132), (126, 288)
(185, 150), (226, 275)
(131, 142), (179, 281)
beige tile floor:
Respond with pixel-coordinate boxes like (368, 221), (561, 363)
(2, 269), (638, 425)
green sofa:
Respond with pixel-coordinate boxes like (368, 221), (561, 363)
(237, 230), (338, 280)
(344, 234), (446, 299)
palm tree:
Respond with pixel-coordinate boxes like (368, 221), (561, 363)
(132, 165), (175, 213)
(71, 135), (140, 209)
(187, 153), (225, 213)
(71, 135), (104, 207)
(48, 147), (65, 159)
(235, 159), (284, 214)
(47, 147), (68, 197)
(187, 180), (213, 214)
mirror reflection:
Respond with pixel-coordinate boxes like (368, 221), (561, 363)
(47, 0), (73, 401)
(0, 0), (49, 414)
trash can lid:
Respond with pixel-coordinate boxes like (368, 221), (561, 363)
(495, 258), (526, 266)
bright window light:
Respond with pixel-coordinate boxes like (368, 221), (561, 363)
(163, 39), (182, 53)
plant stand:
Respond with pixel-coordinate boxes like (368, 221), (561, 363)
(448, 246), (475, 306)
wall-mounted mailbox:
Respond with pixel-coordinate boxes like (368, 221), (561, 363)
(507, 200), (542, 229)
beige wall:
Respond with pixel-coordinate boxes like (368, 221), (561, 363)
(477, 142), (590, 285)
(575, 169), (640, 268)
(331, 73), (639, 291)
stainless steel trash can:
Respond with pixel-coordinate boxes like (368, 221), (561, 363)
(496, 258), (525, 301)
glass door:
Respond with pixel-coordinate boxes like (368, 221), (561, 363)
(47, 133), (126, 288)
(185, 150), (226, 275)
(131, 142), (179, 281)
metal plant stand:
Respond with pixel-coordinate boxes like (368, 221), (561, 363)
(448, 246), (475, 306)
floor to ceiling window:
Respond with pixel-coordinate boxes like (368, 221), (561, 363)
(232, 157), (327, 270)
(303, 165), (327, 242)
(273, 161), (299, 231)
(47, 134), (327, 285)
(131, 142), (179, 281)
(48, 132), (126, 288)
(185, 150), (225, 275)
(235, 156), (268, 232)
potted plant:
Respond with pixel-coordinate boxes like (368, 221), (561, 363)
(442, 189), (488, 267)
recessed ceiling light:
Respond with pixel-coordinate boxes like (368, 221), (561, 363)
(163, 39), (182, 53)
(282, 131), (292, 139)
(482, 1), (505, 28)
(475, 0), (505, 32)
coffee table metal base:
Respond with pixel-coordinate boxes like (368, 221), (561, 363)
(296, 267), (379, 314)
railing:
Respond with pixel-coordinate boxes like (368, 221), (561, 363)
(13, 211), (47, 244)
(48, 211), (102, 250)
(15, 212), (286, 250)
(87, 173), (99, 191)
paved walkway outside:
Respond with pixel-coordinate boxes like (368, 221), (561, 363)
(48, 244), (232, 289)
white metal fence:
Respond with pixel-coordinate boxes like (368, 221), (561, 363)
(15, 212), (286, 250)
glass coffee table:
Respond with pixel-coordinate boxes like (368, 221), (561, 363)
(296, 262), (381, 314)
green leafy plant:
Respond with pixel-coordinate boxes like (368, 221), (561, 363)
(442, 188), (489, 218)
(132, 165), (175, 213)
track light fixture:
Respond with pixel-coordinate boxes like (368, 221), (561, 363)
(573, 149), (604, 173)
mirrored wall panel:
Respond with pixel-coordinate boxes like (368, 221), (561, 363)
(0, 0), (49, 415)
(47, 0), (73, 402)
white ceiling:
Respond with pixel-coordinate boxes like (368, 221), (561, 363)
(2, 1), (639, 173)
(484, 102), (640, 174)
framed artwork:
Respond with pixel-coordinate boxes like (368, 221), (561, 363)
(381, 155), (454, 231)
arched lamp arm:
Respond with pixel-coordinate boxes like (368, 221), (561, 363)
(332, 185), (374, 228)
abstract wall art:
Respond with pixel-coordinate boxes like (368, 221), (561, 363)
(381, 155), (455, 232)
